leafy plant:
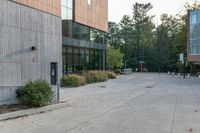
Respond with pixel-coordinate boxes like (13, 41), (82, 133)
(114, 69), (121, 75)
(16, 80), (53, 107)
(83, 71), (108, 83)
(62, 74), (86, 87)
(104, 71), (117, 79)
(107, 46), (124, 70)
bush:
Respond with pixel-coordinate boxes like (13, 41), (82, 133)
(105, 71), (117, 79)
(83, 71), (108, 83)
(62, 74), (86, 87)
(114, 69), (121, 75)
(16, 80), (53, 107)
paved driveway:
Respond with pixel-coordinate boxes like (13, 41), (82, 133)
(0, 73), (200, 133)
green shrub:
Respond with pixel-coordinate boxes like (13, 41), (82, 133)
(83, 71), (108, 83)
(62, 74), (86, 87)
(105, 71), (117, 79)
(16, 80), (53, 107)
(114, 69), (121, 75)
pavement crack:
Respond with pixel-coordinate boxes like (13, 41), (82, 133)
(170, 88), (179, 133)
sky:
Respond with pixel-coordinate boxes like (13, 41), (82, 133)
(108, 0), (197, 24)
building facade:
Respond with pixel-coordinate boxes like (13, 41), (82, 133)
(188, 9), (200, 64)
(62, 0), (108, 74)
(0, 0), (62, 104)
(0, 0), (108, 105)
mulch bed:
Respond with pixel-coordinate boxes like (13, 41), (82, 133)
(0, 104), (32, 115)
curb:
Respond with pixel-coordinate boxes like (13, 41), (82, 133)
(0, 102), (71, 121)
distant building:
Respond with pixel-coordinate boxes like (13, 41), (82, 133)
(188, 9), (200, 64)
(0, 0), (108, 105)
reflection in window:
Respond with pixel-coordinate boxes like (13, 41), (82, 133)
(61, 0), (73, 20)
(62, 0), (73, 38)
(191, 14), (197, 24)
(88, 0), (91, 5)
(73, 23), (90, 41)
(62, 46), (104, 74)
(189, 11), (200, 55)
(90, 29), (105, 44)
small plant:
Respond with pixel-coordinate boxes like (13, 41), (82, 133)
(83, 71), (108, 83)
(62, 74), (86, 87)
(16, 80), (53, 107)
(94, 71), (108, 82)
(114, 69), (121, 75)
(105, 71), (117, 79)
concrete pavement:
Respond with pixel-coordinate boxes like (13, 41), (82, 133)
(0, 73), (200, 133)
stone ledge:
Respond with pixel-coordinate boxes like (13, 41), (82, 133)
(0, 102), (71, 121)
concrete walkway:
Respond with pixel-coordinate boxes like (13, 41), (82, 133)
(0, 73), (200, 133)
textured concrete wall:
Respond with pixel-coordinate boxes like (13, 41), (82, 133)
(0, 0), (62, 105)
(0, 86), (18, 105)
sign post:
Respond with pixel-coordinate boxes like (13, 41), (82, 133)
(179, 53), (184, 63)
(139, 60), (145, 73)
(179, 53), (186, 78)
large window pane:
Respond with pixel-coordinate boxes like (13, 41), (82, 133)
(73, 23), (90, 41)
(68, 0), (73, 9)
(62, 0), (67, 6)
(189, 11), (200, 55)
(61, 6), (67, 19)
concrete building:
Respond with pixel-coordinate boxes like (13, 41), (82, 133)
(188, 9), (200, 64)
(0, 0), (108, 105)
(0, 0), (62, 105)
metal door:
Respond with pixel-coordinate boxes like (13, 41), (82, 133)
(50, 63), (57, 85)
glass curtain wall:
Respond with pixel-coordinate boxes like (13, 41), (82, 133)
(61, 0), (105, 74)
(62, 46), (103, 74)
(90, 28), (105, 44)
(73, 23), (90, 41)
(189, 10), (200, 55)
(62, 0), (73, 37)
(73, 22), (105, 44)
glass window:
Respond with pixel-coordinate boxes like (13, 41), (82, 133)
(61, 0), (73, 20)
(95, 50), (99, 69)
(85, 49), (90, 69)
(89, 49), (95, 69)
(62, 54), (67, 74)
(62, 0), (67, 6)
(62, 46), (67, 53)
(74, 47), (80, 65)
(88, 0), (91, 5)
(90, 28), (105, 44)
(62, 20), (73, 37)
(67, 47), (73, 53)
(61, 6), (67, 19)
(68, 0), (73, 9)
(191, 14), (197, 24)
(73, 23), (90, 41)
(67, 9), (73, 20)
(80, 48), (85, 65)
(189, 11), (200, 55)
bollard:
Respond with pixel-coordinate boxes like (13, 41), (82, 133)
(172, 72), (175, 77)
(168, 71), (170, 75)
(187, 74), (190, 78)
(178, 73), (181, 78)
